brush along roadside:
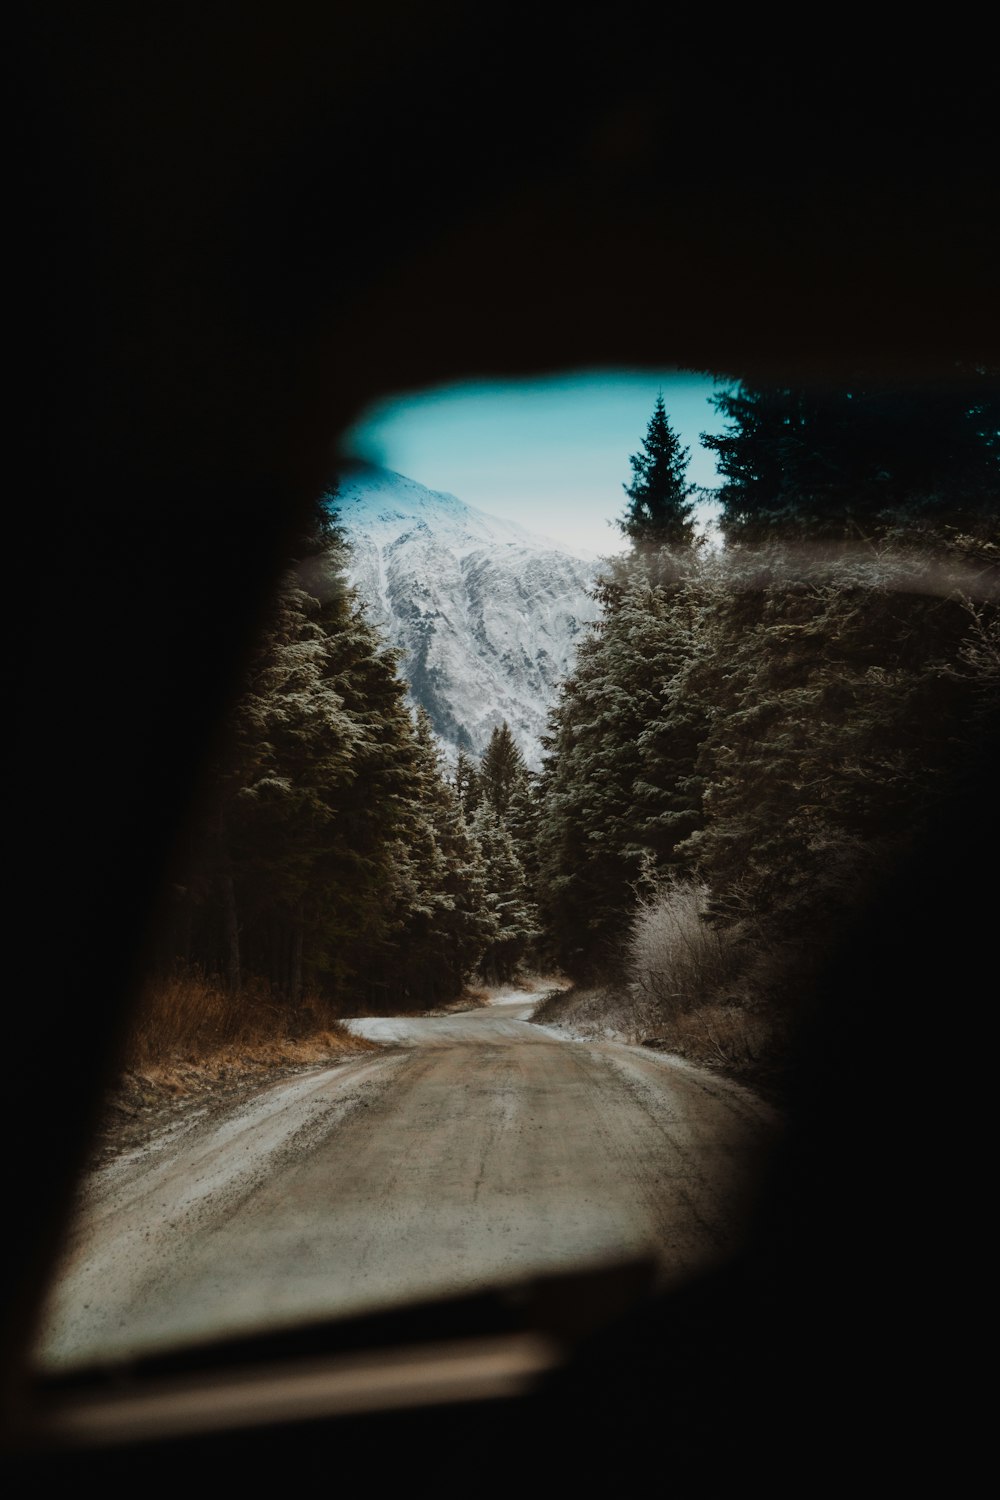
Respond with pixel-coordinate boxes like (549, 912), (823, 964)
(94, 972), (382, 1165)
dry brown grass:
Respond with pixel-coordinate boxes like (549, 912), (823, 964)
(124, 971), (377, 1081)
(515, 972), (572, 996)
(640, 1001), (793, 1102)
(90, 973), (384, 1162)
(647, 1003), (775, 1069)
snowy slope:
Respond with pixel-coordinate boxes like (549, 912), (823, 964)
(334, 465), (600, 768)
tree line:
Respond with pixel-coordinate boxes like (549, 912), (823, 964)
(151, 504), (539, 1015)
(535, 370), (998, 1057)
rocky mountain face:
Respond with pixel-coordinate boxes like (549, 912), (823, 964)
(334, 465), (600, 768)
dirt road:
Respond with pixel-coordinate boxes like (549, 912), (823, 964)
(37, 990), (779, 1369)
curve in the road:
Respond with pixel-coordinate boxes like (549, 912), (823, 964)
(37, 991), (779, 1369)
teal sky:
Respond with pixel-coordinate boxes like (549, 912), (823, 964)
(341, 370), (729, 555)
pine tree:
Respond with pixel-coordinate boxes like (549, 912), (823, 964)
(704, 369), (1000, 542)
(250, 549), (418, 1000)
(219, 502), (370, 999)
(618, 394), (696, 548)
(536, 575), (658, 975)
(479, 722), (526, 817)
(390, 708), (493, 1005)
(471, 805), (534, 982)
(675, 543), (985, 939)
(453, 747), (482, 821)
(476, 722), (540, 964)
(161, 494), (485, 1013)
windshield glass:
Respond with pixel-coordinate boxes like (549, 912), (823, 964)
(34, 368), (997, 1371)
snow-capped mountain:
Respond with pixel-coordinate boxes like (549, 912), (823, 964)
(334, 465), (600, 769)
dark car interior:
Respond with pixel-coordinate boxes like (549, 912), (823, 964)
(7, 9), (997, 1485)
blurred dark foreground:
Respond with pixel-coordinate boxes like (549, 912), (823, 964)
(6, 8), (997, 1486)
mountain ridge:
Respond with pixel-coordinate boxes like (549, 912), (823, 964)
(333, 465), (601, 768)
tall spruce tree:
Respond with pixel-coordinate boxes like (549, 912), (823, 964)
(537, 574), (662, 976)
(618, 394), (696, 548)
(471, 805), (534, 982)
(477, 722), (539, 963)
(453, 748), (482, 821)
(374, 708), (492, 1010)
(704, 369), (1000, 541)
(156, 493), (495, 1015)
(479, 723), (526, 817)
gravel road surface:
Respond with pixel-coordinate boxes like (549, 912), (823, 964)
(37, 990), (779, 1369)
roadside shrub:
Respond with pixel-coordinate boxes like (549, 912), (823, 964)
(531, 983), (636, 1039)
(626, 880), (743, 1028)
(654, 1003), (773, 1070)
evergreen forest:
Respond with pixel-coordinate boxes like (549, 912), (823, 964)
(535, 369), (999, 1077)
(140, 367), (998, 1089)
(140, 503), (539, 1061)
